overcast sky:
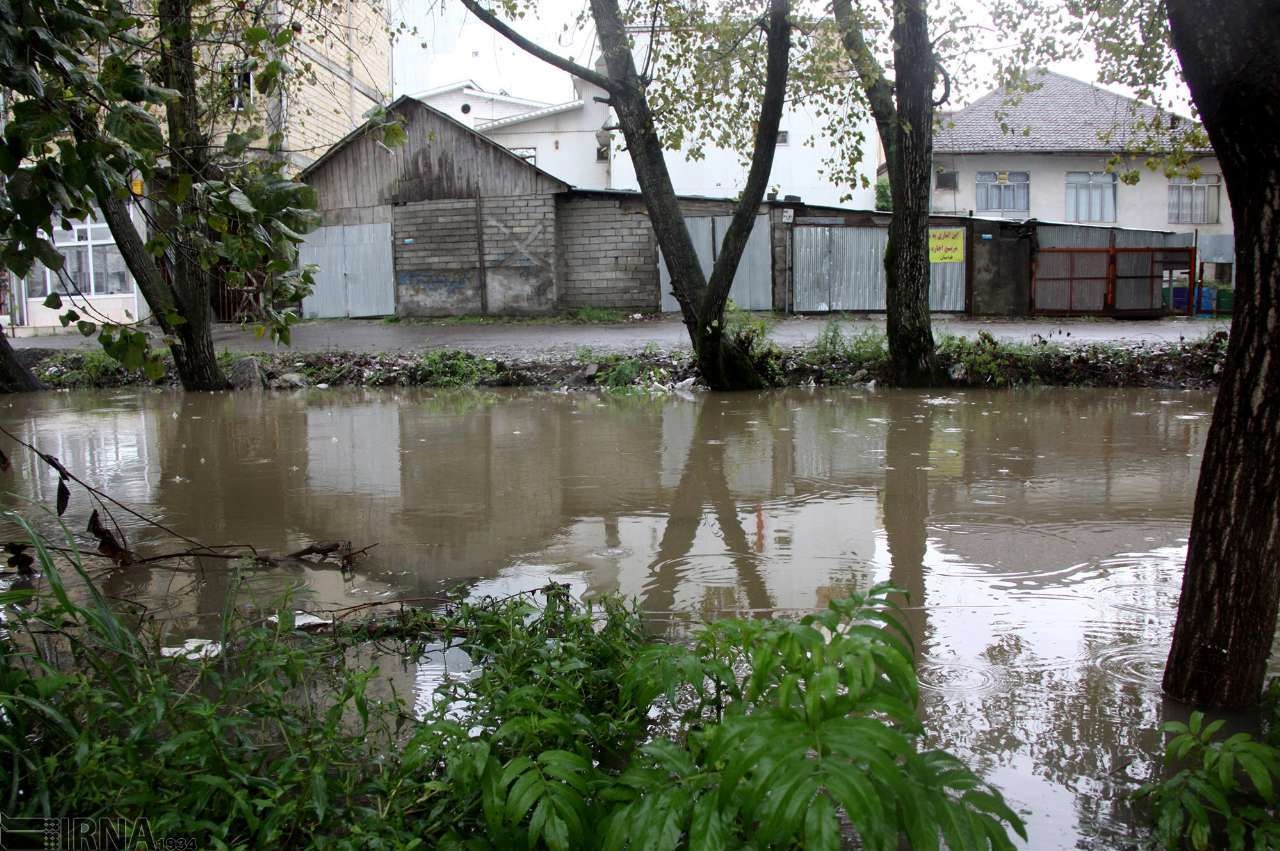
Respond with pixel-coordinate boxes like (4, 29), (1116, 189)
(388, 0), (1191, 112)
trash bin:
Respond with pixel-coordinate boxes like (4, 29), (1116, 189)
(1216, 289), (1234, 315)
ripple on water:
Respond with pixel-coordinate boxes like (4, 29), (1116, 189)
(1089, 643), (1168, 688)
(918, 659), (1004, 696)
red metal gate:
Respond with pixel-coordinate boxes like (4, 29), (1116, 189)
(1032, 246), (1197, 316)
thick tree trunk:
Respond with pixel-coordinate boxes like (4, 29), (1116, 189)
(153, 0), (228, 391)
(0, 330), (41, 392)
(1161, 0), (1280, 709)
(834, 0), (939, 387)
(590, 0), (789, 390)
(462, 0), (790, 389)
(883, 0), (938, 386)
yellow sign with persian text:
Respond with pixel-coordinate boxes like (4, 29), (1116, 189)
(928, 227), (965, 264)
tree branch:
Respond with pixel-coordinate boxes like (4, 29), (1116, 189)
(458, 0), (619, 94)
(933, 58), (952, 107)
(701, 0), (791, 320)
(832, 0), (896, 158)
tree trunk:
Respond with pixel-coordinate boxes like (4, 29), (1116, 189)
(0, 330), (41, 392)
(590, 0), (789, 390)
(153, 0), (229, 391)
(1161, 0), (1280, 709)
(461, 0), (790, 390)
(883, 0), (938, 386)
(833, 0), (939, 387)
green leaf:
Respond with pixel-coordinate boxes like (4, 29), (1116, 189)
(311, 767), (328, 820)
(104, 104), (165, 152)
(76, 320), (96, 337)
(688, 794), (729, 851)
(1238, 753), (1275, 800)
(804, 793), (840, 851)
(227, 190), (256, 214)
(43, 292), (63, 309)
(245, 25), (271, 44)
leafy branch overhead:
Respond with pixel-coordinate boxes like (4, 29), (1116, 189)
(0, 0), (387, 387)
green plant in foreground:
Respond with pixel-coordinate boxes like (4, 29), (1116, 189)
(0, 516), (1026, 850)
(1139, 710), (1280, 850)
(408, 582), (1026, 850)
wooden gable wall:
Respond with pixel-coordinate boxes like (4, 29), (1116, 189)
(305, 99), (568, 214)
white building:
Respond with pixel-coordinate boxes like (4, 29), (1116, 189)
(412, 78), (614, 190)
(930, 71), (1233, 273)
(414, 67), (878, 209)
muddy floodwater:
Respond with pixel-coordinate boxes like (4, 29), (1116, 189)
(0, 386), (1254, 848)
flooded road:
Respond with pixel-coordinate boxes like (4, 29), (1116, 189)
(0, 386), (1242, 847)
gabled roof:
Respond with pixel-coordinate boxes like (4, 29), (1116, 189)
(477, 99), (586, 131)
(934, 71), (1211, 155)
(297, 94), (571, 191)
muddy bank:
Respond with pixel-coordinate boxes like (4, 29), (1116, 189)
(24, 330), (1228, 391)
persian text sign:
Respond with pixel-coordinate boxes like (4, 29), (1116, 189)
(929, 227), (965, 264)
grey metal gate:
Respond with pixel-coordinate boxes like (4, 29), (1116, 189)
(659, 215), (772, 311)
(793, 225), (967, 312)
(300, 223), (395, 318)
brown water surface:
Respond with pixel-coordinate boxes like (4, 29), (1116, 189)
(0, 386), (1242, 847)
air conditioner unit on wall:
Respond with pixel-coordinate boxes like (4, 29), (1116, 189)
(936, 171), (959, 191)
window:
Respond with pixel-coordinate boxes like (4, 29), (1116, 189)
(776, 131), (789, 145)
(227, 65), (252, 111)
(509, 147), (537, 165)
(1169, 174), (1221, 224)
(23, 214), (135, 298)
(936, 171), (958, 191)
(975, 171), (1029, 213)
(1065, 172), (1117, 223)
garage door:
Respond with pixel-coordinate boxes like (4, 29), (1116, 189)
(300, 223), (395, 318)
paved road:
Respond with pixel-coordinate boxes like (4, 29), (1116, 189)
(11, 315), (1230, 359)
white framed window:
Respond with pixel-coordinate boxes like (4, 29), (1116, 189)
(976, 171), (1030, 213)
(24, 215), (135, 298)
(1168, 174), (1221, 224)
(1065, 171), (1117, 223)
(509, 146), (537, 165)
(776, 131), (790, 145)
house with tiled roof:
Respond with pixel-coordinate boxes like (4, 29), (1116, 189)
(930, 72), (1233, 259)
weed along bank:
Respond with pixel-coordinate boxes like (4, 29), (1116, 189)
(299, 97), (1202, 322)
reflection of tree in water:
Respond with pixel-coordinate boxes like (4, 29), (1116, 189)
(883, 395), (931, 660)
(642, 399), (774, 618)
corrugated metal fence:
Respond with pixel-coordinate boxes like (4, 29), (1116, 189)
(1032, 225), (1195, 315)
(793, 225), (966, 312)
(659, 215), (772, 311)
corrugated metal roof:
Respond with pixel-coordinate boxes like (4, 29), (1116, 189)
(935, 71), (1211, 155)
(477, 99), (585, 131)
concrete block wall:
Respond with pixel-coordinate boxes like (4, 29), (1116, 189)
(556, 194), (660, 311)
(393, 199), (482, 315)
(392, 193), (559, 316)
(479, 194), (558, 313)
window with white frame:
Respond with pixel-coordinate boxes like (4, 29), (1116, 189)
(1168, 174), (1221, 224)
(975, 171), (1030, 213)
(23, 216), (135, 299)
(1065, 171), (1117, 223)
